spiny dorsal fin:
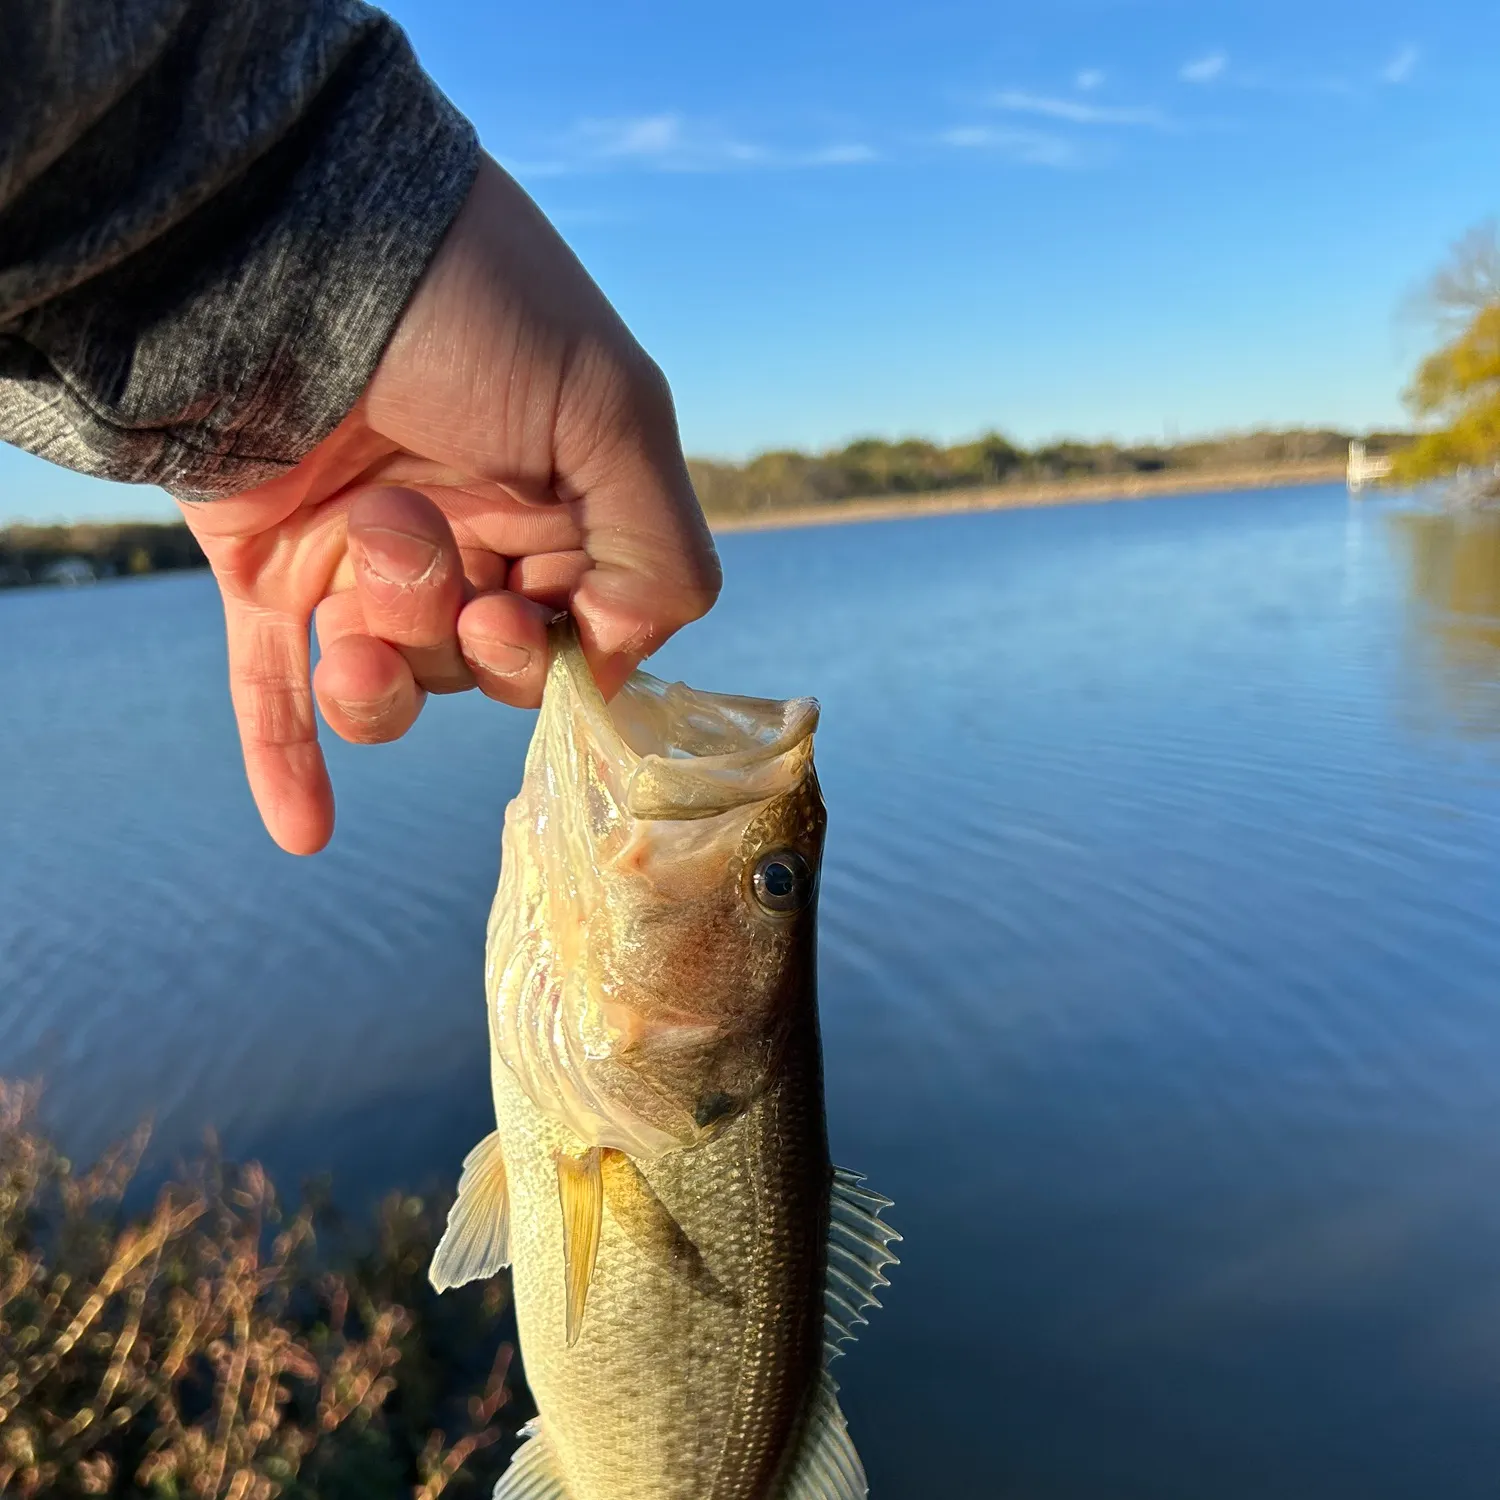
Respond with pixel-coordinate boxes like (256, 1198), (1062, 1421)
(494, 1419), (571, 1499)
(824, 1167), (900, 1367)
(775, 1373), (867, 1500)
(429, 1131), (511, 1293)
(556, 1148), (604, 1346)
(599, 1148), (735, 1307)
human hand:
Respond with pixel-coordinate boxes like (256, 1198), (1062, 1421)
(181, 155), (721, 856)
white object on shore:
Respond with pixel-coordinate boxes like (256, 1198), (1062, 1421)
(1347, 440), (1393, 494)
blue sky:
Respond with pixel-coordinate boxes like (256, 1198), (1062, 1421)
(5, 0), (1497, 522)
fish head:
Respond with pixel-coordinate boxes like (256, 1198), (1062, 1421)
(598, 757), (827, 1141)
(488, 624), (825, 1159)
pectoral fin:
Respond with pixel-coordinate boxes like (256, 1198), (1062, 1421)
(600, 1148), (734, 1306)
(494, 1418), (571, 1498)
(556, 1148), (604, 1345)
(428, 1131), (511, 1293)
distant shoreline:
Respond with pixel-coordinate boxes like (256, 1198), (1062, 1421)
(708, 459), (1347, 534)
(2, 459), (1353, 590)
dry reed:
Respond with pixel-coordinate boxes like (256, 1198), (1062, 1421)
(0, 1082), (524, 1498)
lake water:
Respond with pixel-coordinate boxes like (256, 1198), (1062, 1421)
(6, 483), (1500, 1497)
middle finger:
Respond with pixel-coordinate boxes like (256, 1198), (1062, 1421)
(347, 485), (475, 693)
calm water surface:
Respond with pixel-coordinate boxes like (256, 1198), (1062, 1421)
(6, 484), (1500, 1497)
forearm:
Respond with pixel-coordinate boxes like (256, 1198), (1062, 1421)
(0, 0), (477, 499)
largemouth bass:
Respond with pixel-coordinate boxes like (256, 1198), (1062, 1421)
(430, 623), (898, 1500)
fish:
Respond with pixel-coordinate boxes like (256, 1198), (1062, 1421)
(429, 621), (899, 1500)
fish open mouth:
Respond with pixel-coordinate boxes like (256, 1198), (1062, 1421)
(553, 622), (819, 821)
(488, 623), (824, 1159)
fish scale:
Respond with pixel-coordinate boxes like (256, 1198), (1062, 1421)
(492, 1027), (827, 1500)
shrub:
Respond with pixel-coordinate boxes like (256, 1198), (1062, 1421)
(0, 1083), (525, 1499)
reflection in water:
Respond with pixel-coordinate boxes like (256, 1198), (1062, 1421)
(1392, 508), (1500, 734)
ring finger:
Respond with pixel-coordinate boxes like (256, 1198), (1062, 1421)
(313, 590), (426, 744)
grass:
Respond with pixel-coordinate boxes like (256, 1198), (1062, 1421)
(0, 1082), (528, 1498)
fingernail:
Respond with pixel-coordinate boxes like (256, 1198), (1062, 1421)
(573, 594), (653, 658)
(335, 688), (400, 724)
(354, 527), (440, 587)
(465, 641), (533, 678)
(583, 612), (654, 659)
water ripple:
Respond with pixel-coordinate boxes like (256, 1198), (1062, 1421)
(9, 492), (1500, 1493)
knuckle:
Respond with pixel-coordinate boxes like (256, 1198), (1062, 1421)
(667, 544), (724, 629)
(673, 576), (720, 629)
(630, 353), (676, 418)
(235, 674), (314, 747)
(578, 339), (676, 439)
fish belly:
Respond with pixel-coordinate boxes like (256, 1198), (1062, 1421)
(493, 1047), (828, 1500)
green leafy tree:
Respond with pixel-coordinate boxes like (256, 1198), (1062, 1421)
(1391, 224), (1500, 488)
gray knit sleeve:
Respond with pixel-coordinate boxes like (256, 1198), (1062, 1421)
(0, 0), (479, 500)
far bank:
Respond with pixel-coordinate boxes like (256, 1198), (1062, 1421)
(2, 455), (1369, 589)
(709, 459), (1350, 534)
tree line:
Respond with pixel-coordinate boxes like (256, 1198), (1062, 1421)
(6, 426), (1394, 588)
(0, 521), (207, 588)
(7, 219), (1500, 577)
(689, 427), (1402, 518)
(3, 414), (1433, 589)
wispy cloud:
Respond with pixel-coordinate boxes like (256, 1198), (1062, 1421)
(803, 142), (880, 165)
(991, 89), (1166, 127)
(571, 113), (765, 168)
(938, 126), (1084, 169)
(1075, 68), (1105, 92)
(518, 113), (877, 176)
(1381, 45), (1420, 84)
(1180, 51), (1227, 84)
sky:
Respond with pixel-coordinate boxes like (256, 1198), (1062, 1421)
(5, 0), (1498, 522)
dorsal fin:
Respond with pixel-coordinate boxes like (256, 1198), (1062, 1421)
(823, 1167), (900, 1367)
(428, 1131), (511, 1293)
(773, 1167), (899, 1498)
(494, 1419), (571, 1499)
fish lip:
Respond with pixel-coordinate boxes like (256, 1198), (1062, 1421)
(548, 616), (641, 771)
(550, 618), (819, 821)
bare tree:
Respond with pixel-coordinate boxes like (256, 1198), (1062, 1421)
(1422, 221), (1500, 327)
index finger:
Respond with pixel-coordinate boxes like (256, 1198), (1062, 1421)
(557, 362), (722, 691)
(222, 594), (334, 855)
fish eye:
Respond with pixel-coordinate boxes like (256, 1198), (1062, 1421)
(750, 849), (813, 915)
